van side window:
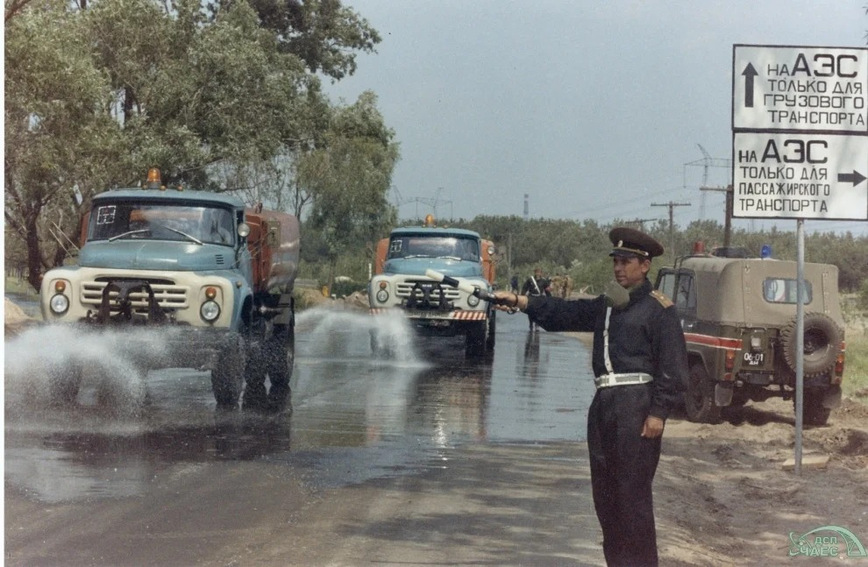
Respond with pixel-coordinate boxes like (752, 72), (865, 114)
(763, 278), (812, 304)
(675, 274), (695, 310)
(657, 272), (676, 301)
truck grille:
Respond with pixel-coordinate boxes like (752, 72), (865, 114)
(395, 280), (461, 301)
(81, 280), (190, 310)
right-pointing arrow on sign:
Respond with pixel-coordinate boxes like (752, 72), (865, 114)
(742, 63), (758, 108)
(838, 170), (867, 187)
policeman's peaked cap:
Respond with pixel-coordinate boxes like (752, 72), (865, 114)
(609, 227), (664, 259)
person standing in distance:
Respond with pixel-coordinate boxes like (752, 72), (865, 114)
(493, 227), (688, 567)
(520, 267), (550, 331)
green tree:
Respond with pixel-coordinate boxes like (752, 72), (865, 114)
(242, 0), (381, 81)
(6, 0), (385, 289)
(5, 1), (124, 289)
(297, 91), (399, 287)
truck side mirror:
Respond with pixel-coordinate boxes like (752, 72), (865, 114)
(237, 222), (250, 239)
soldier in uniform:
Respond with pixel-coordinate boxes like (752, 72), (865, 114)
(493, 227), (687, 567)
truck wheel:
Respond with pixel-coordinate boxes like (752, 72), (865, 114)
(266, 323), (294, 408)
(370, 329), (395, 358)
(685, 362), (720, 423)
(801, 389), (833, 426)
(465, 320), (488, 358)
(780, 312), (842, 377)
(485, 311), (496, 352)
(212, 333), (245, 408)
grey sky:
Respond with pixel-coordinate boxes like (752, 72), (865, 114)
(327, 0), (868, 236)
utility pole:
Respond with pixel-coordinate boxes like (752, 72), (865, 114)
(683, 144), (731, 221)
(700, 185), (733, 248)
(651, 201), (690, 258)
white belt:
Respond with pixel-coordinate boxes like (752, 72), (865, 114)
(594, 372), (653, 389)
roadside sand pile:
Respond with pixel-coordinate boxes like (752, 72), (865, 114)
(4, 298), (38, 337)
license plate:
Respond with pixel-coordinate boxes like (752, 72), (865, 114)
(743, 352), (765, 366)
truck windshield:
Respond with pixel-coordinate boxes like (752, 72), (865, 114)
(88, 201), (235, 246)
(388, 236), (479, 261)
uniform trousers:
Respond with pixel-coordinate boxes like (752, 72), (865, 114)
(587, 383), (661, 567)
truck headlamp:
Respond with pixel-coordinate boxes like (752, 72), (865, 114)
(375, 288), (389, 303)
(200, 300), (221, 322)
(49, 293), (69, 314)
(467, 293), (480, 307)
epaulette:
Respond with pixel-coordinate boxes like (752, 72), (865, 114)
(650, 289), (673, 308)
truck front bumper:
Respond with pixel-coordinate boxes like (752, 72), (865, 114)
(370, 307), (488, 336)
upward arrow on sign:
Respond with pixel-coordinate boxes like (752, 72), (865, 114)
(838, 170), (867, 187)
(742, 63), (759, 108)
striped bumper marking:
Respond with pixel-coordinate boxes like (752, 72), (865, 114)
(369, 308), (487, 320)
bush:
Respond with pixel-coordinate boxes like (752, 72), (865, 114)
(859, 280), (868, 311)
(331, 280), (366, 298)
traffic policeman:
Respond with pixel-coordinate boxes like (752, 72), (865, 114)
(494, 227), (688, 567)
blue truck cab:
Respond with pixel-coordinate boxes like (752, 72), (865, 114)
(40, 169), (299, 409)
(368, 218), (497, 357)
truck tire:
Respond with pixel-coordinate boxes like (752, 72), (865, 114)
(465, 320), (488, 358)
(212, 333), (245, 408)
(780, 312), (842, 377)
(685, 362), (720, 423)
(243, 321), (294, 411)
(485, 310), (496, 352)
(265, 321), (294, 408)
(800, 388), (835, 426)
(370, 329), (393, 357)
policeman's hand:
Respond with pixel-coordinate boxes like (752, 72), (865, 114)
(641, 416), (665, 439)
(492, 291), (524, 312)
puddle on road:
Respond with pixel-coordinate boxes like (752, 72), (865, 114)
(4, 306), (593, 502)
(3, 306), (428, 502)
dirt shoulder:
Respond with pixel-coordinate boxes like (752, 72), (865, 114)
(657, 397), (868, 565)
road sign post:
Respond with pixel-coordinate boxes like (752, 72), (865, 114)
(732, 44), (868, 475)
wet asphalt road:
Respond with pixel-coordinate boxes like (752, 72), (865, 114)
(4, 305), (603, 565)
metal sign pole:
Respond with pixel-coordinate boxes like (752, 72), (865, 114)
(794, 219), (805, 475)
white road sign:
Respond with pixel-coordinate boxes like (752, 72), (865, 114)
(732, 132), (868, 220)
(733, 45), (868, 133)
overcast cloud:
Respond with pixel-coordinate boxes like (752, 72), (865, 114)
(327, 0), (868, 236)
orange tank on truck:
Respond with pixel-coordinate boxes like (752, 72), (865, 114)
(41, 169), (299, 408)
(368, 216), (498, 358)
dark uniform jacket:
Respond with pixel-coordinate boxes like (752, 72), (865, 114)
(525, 279), (687, 420)
(521, 276), (550, 297)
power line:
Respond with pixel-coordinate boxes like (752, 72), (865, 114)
(683, 144), (731, 221)
(651, 201), (691, 256)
